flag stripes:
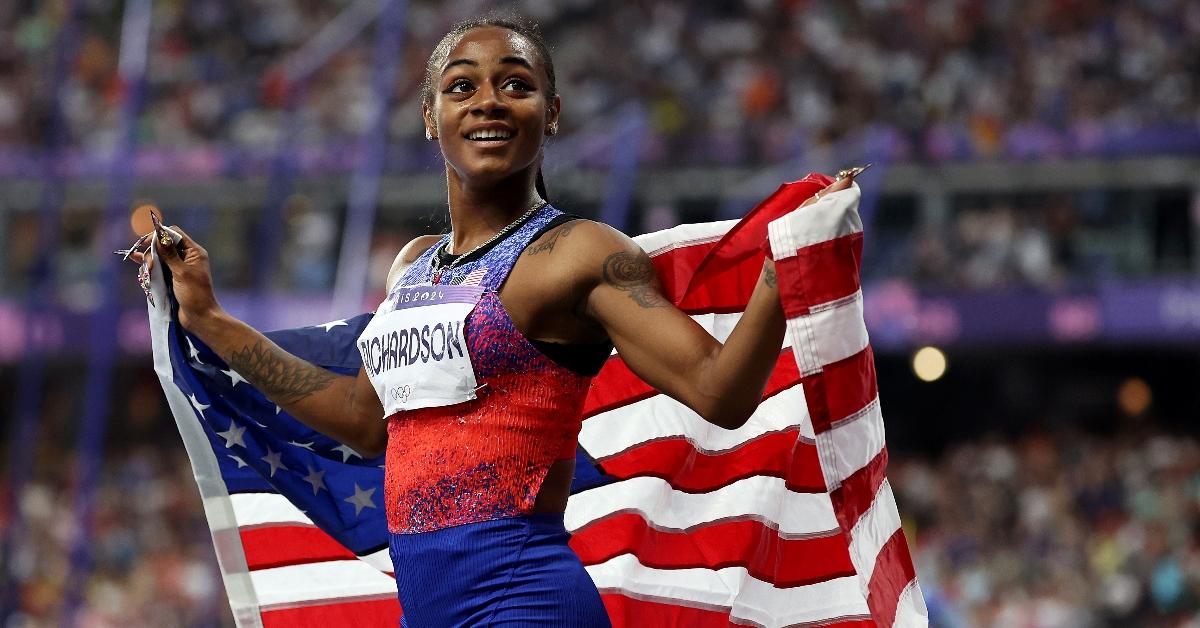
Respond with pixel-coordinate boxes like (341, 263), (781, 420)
(768, 181), (926, 626)
(152, 173), (924, 626)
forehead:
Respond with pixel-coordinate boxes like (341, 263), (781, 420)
(442, 26), (541, 70)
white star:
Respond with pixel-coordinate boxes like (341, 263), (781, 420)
(302, 466), (327, 495)
(188, 394), (210, 418)
(228, 455), (248, 469)
(261, 448), (289, 478)
(275, 405), (282, 415)
(320, 320), (348, 332)
(332, 444), (361, 463)
(344, 483), (377, 516)
(289, 441), (314, 451)
(216, 423), (247, 449)
(222, 368), (247, 387)
(186, 337), (204, 363)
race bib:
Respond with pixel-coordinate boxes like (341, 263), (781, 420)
(358, 284), (483, 415)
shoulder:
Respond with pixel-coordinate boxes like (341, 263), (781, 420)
(526, 219), (654, 285)
(385, 234), (442, 290)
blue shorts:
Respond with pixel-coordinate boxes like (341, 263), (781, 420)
(389, 513), (611, 627)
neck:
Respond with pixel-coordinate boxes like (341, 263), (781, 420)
(445, 167), (543, 254)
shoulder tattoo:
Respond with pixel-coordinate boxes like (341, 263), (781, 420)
(524, 221), (579, 256)
(601, 250), (669, 309)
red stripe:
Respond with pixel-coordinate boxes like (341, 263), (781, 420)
(583, 355), (660, 419)
(598, 426), (826, 493)
(585, 350), (799, 421)
(829, 448), (889, 534)
(261, 597), (401, 627)
(866, 529), (919, 628)
(646, 173), (831, 314)
(774, 233), (863, 318)
(650, 237), (723, 304)
(801, 347), (877, 434)
(240, 525), (355, 571)
(601, 592), (874, 628)
(677, 174), (831, 305)
(600, 592), (733, 628)
(573, 513), (854, 589)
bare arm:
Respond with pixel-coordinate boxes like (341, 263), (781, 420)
(139, 229), (439, 457)
(581, 176), (852, 429)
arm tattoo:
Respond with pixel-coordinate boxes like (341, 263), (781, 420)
(228, 340), (337, 404)
(601, 251), (669, 308)
(524, 221), (578, 256)
(763, 264), (777, 288)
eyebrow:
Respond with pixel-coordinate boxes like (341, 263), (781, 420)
(442, 55), (534, 75)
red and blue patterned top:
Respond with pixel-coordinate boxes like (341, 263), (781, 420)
(383, 204), (595, 534)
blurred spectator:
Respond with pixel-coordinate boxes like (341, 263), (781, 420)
(0, 0), (1196, 166)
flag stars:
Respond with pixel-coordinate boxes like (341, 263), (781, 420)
(188, 394), (210, 418)
(303, 466), (327, 495)
(320, 320), (348, 332)
(186, 337), (204, 363)
(222, 368), (247, 388)
(216, 423), (247, 449)
(261, 449), (289, 478)
(289, 441), (315, 451)
(332, 444), (361, 463)
(344, 483), (377, 516)
(228, 455), (248, 469)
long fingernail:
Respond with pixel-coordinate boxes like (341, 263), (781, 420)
(836, 163), (873, 180)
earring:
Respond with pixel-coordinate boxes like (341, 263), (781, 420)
(546, 123), (558, 136)
(425, 129), (436, 141)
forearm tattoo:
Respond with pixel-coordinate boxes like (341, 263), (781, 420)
(524, 221), (578, 256)
(763, 264), (777, 288)
(601, 251), (669, 308)
(228, 340), (337, 404)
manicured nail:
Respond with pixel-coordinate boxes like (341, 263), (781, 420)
(836, 163), (873, 180)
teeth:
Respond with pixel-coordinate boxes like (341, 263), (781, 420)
(468, 129), (512, 140)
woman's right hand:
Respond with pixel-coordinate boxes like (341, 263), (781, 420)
(131, 225), (222, 330)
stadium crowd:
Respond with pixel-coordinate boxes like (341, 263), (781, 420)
(0, 0), (1197, 168)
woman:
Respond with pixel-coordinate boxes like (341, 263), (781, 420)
(138, 15), (854, 627)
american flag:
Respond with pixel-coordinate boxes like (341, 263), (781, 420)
(148, 174), (926, 627)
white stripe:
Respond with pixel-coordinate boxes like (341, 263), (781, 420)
(230, 493), (313, 527)
(564, 475), (838, 538)
(786, 290), (868, 376)
(580, 384), (813, 459)
(893, 580), (930, 628)
(250, 560), (398, 609)
(846, 480), (903, 589)
(149, 251), (264, 628)
(360, 548), (392, 573)
(816, 397), (885, 491)
(586, 554), (869, 628)
(767, 184), (862, 261)
(634, 219), (737, 256)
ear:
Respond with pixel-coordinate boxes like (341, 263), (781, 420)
(544, 94), (561, 137)
(422, 103), (438, 140)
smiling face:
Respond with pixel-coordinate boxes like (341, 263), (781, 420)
(424, 26), (560, 189)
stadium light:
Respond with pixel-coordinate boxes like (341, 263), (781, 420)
(912, 346), (947, 382)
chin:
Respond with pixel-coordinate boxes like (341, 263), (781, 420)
(453, 158), (534, 186)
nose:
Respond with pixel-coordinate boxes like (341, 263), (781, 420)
(471, 82), (508, 117)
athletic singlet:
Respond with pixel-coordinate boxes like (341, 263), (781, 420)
(381, 204), (599, 534)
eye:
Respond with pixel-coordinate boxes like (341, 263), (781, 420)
(443, 79), (473, 94)
(502, 78), (534, 92)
